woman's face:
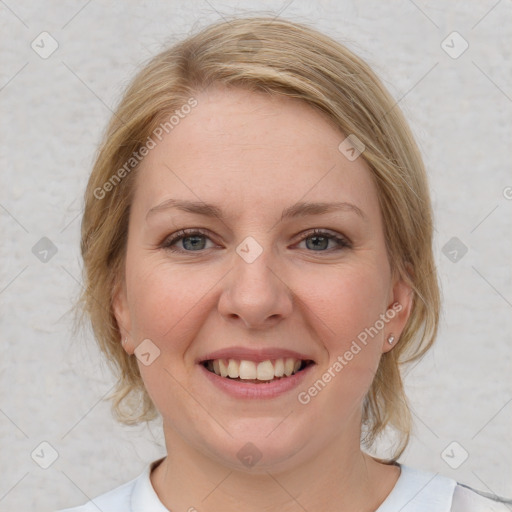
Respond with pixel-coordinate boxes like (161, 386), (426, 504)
(114, 86), (412, 471)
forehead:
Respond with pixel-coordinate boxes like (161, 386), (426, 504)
(132, 87), (380, 224)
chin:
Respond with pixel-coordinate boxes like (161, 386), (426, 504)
(198, 419), (314, 474)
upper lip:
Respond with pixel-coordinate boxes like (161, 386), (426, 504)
(196, 346), (316, 364)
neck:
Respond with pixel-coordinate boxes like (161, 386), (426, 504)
(151, 427), (400, 512)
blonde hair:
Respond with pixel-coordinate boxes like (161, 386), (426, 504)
(80, 16), (439, 461)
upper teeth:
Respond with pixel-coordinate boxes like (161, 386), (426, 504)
(207, 358), (303, 380)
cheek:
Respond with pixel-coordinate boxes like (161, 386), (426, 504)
(125, 260), (217, 407)
(301, 262), (388, 334)
(296, 261), (389, 374)
(294, 265), (388, 415)
(125, 258), (218, 345)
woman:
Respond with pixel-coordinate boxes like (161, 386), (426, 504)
(59, 16), (511, 512)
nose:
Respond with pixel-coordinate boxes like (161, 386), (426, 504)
(217, 245), (293, 330)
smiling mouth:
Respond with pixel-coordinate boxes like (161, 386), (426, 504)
(201, 358), (315, 383)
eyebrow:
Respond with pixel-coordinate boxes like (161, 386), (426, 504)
(146, 199), (366, 222)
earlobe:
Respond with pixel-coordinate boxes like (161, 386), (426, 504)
(382, 276), (414, 353)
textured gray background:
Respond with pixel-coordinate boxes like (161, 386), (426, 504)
(0, 1), (511, 511)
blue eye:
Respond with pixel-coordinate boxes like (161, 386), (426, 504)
(161, 229), (214, 252)
(297, 229), (351, 251)
(161, 228), (351, 254)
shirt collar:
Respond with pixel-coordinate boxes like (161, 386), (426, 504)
(131, 458), (169, 512)
(129, 459), (456, 512)
(376, 463), (456, 511)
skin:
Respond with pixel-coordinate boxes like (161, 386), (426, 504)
(113, 86), (413, 512)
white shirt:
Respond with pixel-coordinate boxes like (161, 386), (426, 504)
(57, 460), (512, 512)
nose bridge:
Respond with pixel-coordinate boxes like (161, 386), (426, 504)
(218, 236), (293, 328)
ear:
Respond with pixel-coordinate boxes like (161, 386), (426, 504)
(381, 271), (414, 354)
(112, 279), (134, 355)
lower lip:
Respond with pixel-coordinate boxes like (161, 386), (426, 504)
(199, 363), (315, 399)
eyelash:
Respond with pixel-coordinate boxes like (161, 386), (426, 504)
(160, 228), (351, 254)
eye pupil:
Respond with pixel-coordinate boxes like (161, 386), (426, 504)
(183, 235), (206, 250)
(306, 235), (329, 251)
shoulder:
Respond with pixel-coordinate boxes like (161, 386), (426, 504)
(55, 458), (167, 512)
(451, 483), (512, 512)
(377, 464), (512, 512)
(55, 478), (135, 511)
(376, 464), (457, 511)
